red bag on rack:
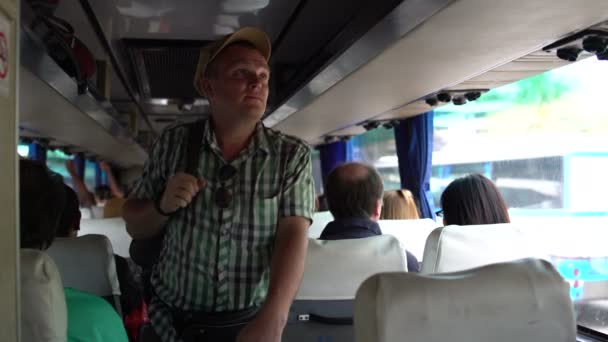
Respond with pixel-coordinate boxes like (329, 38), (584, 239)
(40, 15), (97, 80)
(27, 0), (96, 91)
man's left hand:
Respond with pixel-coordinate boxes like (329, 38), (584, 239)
(236, 309), (286, 342)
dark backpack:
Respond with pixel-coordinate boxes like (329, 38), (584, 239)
(129, 120), (205, 272)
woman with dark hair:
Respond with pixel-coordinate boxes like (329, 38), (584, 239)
(440, 174), (510, 226)
(56, 185), (143, 342)
(20, 161), (129, 342)
(20, 159), (67, 250)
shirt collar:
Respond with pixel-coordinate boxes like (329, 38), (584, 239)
(203, 118), (271, 158)
(322, 217), (382, 237)
(251, 121), (271, 155)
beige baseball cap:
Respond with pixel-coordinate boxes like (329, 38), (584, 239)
(194, 27), (271, 96)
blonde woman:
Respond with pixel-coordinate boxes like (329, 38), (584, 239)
(380, 189), (420, 220)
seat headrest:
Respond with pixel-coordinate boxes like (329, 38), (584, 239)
(355, 258), (575, 342)
(20, 249), (67, 342)
(79, 218), (131, 258)
(308, 211), (334, 238)
(421, 223), (546, 274)
(46, 234), (120, 296)
(378, 219), (441, 260)
(296, 235), (406, 300)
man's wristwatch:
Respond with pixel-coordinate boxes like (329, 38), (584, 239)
(154, 197), (174, 217)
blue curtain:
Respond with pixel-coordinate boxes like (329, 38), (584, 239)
(394, 112), (436, 219)
(319, 140), (348, 189)
(28, 143), (47, 164)
(95, 162), (104, 187)
(74, 153), (86, 179)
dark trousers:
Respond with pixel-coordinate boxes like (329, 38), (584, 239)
(141, 307), (257, 342)
(140, 323), (243, 342)
(140, 324), (162, 342)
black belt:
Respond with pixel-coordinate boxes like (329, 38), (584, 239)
(173, 307), (259, 342)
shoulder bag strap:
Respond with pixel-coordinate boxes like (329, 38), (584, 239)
(184, 119), (205, 175)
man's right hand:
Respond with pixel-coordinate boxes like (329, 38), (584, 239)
(158, 173), (206, 214)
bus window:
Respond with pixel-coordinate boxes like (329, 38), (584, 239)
(17, 143), (29, 158)
(431, 57), (608, 333)
(84, 160), (98, 192)
(46, 152), (98, 191)
(350, 128), (401, 190)
(46, 150), (72, 187)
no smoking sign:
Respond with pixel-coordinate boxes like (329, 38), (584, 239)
(0, 31), (8, 79)
(0, 12), (9, 98)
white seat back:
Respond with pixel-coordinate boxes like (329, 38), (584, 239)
(284, 235), (407, 342)
(355, 258), (575, 342)
(308, 211), (334, 239)
(79, 218), (131, 258)
(421, 223), (545, 273)
(297, 235), (407, 300)
(20, 249), (67, 342)
(378, 219), (440, 260)
(46, 234), (120, 299)
(309, 215), (439, 261)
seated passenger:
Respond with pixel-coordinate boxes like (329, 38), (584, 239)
(56, 184), (144, 339)
(380, 189), (420, 220)
(64, 287), (129, 342)
(319, 162), (420, 272)
(20, 159), (68, 341)
(440, 173), (510, 226)
(56, 185), (81, 238)
(20, 159), (66, 250)
(20, 160), (129, 342)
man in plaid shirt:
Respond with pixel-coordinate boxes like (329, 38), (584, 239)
(123, 27), (315, 342)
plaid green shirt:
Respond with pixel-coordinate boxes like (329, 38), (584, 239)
(132, 118), (314, 341)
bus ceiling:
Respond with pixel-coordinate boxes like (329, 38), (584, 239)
(18, 0), (608, 164)
(268, 0), (608, 145)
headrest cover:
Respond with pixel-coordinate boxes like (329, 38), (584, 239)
(296, 235), (406, 300)
(378, 218), (441, 260)
(47, 234), (120, 296)
(355, 258), (575, 342)
(20, 249), (67, 342)
(79, 218), (131, 258)
(421, 223), (546, 273)
(308, 211), (334, 238)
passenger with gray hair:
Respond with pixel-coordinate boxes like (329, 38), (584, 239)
(319, 162), (419, 272)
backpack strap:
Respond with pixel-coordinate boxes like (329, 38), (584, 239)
(129, 119), (205, 270)
(184, 119), (205, 175)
